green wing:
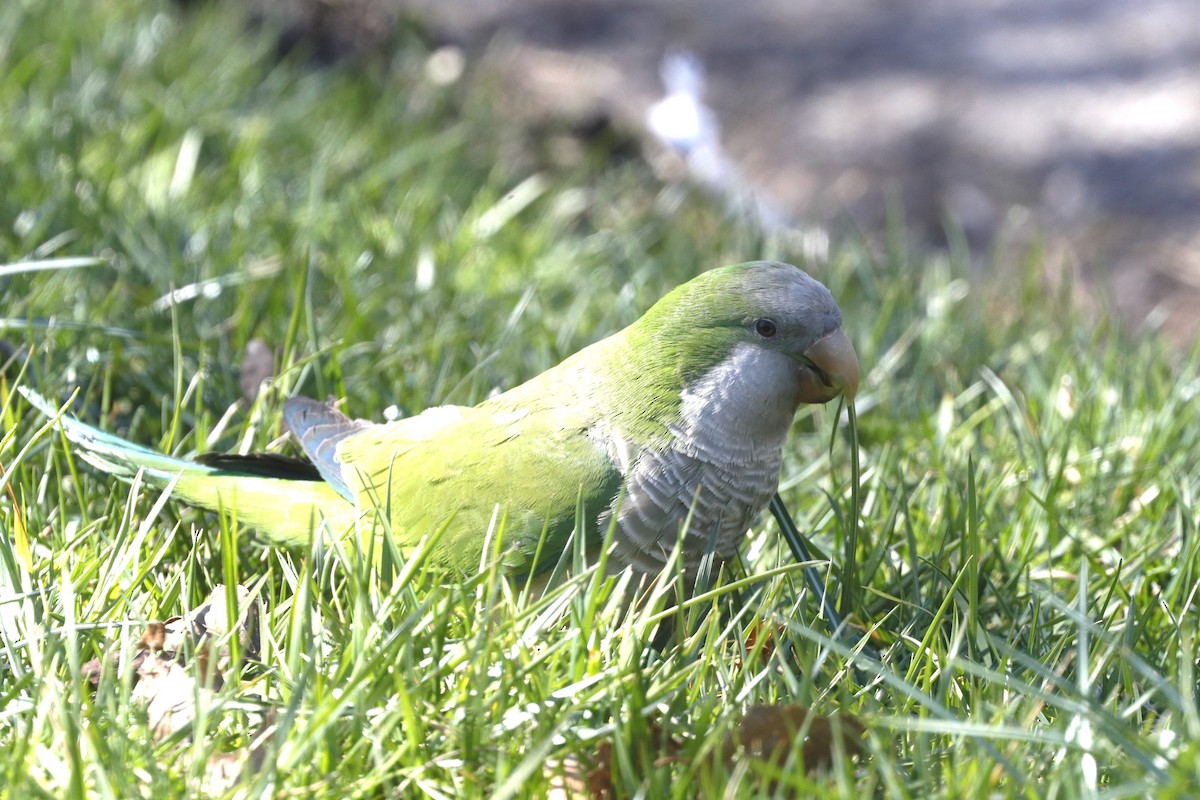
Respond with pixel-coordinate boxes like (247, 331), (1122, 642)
(335, 401), (622, 575)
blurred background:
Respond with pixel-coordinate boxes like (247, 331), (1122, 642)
(247, 0), (1200, 341)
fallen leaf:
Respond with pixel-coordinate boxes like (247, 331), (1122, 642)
(584, 741), (614, 799)
(565, 722), (682, 799)
(140, 620), (167, 651)
(238, 339), (275, 403)
(74, 585), (272, 793)
(723, 704), (864, 773)
(550, 704), (865, 798)
(81, 584), (263, 689)
(191, 583), (262, 662)
(741, 621), (780, 666)
(133, 650), (211, 740)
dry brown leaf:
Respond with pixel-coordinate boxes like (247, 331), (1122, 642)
(723, 704), (865, 773)
(73, 585), (272, 792)
(549, 704), (865, 798)
(195, 583), (263, 660)
(140, 620), (167, 651)
(238, 338), (275, 403)
(561, 722), (683, 799)
(585, 740), (614, 799)
(81, 584), (263, 690)
(133, 651), (211, 740)
(128, 584), (265, 739)
(740, 621), (781, 667)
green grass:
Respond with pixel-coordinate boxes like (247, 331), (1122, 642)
(3, 0), (1200, 796)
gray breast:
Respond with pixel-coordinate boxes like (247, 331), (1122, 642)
(603, 444), (784, 576)
(596, 342), (799, 576)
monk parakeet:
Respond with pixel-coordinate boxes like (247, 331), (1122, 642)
(24, 261), (858, 577)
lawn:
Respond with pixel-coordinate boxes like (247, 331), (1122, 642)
(2, 0), (1198, 797)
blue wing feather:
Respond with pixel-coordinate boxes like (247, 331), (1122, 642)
(282, 397), (372, 502)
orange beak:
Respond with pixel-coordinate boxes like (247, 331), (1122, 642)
(796, 327), (859, 404)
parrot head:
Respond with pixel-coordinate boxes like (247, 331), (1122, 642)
(616, 261), (859, 418)
(572, 260), (859, 574)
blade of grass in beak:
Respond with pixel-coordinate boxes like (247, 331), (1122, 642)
(769, 492), (843, 631)
(772, 394), (864, 642)
(838, 398), (861, 617)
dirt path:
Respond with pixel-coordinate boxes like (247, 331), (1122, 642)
(266, 0), (1200, 339)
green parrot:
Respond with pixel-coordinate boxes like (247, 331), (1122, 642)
(24, 261), (858, 578)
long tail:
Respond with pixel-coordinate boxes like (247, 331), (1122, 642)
(21, 388), (357, 546)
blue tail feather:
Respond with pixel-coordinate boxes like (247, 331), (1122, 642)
(19, 387), (205, 481)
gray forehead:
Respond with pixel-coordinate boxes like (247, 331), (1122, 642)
(743, 261), (842, 329)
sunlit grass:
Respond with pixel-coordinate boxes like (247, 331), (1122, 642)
(2, 0), (1199, 796)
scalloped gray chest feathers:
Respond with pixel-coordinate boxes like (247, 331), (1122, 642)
(593, 343), (802, 575)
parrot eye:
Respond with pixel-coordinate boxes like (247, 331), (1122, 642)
(753, 318), (778, 338)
